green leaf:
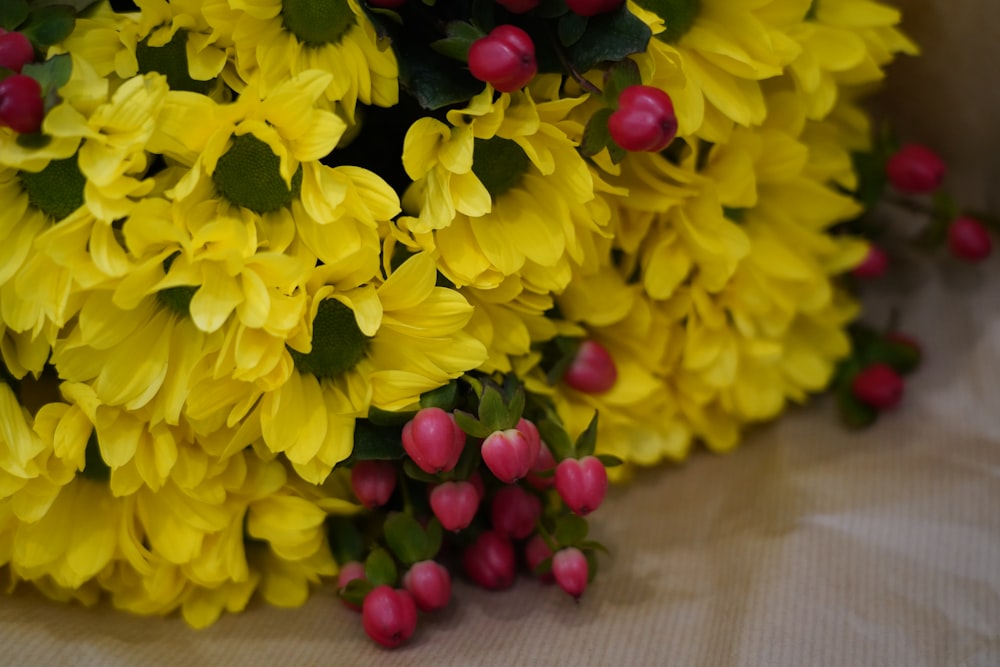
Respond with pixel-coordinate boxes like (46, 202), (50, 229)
(364, 548), (398, 587)
(595, 453), (622, 468)
(430, 21), (486, 62)
(454, 409), (493, 439)
(557, 12), (587, 47)
(420, 380), (458, 411)
(402, 459), (441, 483)
(554, 515), (589, 546)
(340, 419), (405, 467)
(424, 518), (443, 559)
(21, 53), (71, 98)
(534, 0), (569, 18)
(339, 577), (374, 607)
(384, 513), (429, 566)
(21, 4), (76, 48)
(393, 29), (484, 110)
(0, 0), (29, 31)
(581, 108), (613, 157)
(538, 417), (574, 461)
(578, 539), (610, 555)
(603, 57), (641, 105)
(327, 517), (366, 565)
(451, 432), (482, 480)
(584, 548), (599, 583)
(835, 378), (878, 429)
(533, 555), (553, 576)
(608, 142), (627, 164)
(544, 336), (582, 385)
(477, 384), (507, 432)
(564, 4), (651, 74)
(635, 0), (700, 44)
(505, 383), (525, 427)
(574, 411), (599, 458)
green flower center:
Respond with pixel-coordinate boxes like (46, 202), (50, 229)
(289, 298), (370, 380)
(19, 155), (86, 221)
(637, 0), (701, 44)
(136, 29), (214, 95)
(213, 134), (303, 214)
(281, 0), (356, 47)
(156, 252), (196, 316)
(472, 137), (531, 200)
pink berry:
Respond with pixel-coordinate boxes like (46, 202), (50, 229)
(462, 531), (516, 590)
(0, 74), (44, 135)
(947, 216), (992, 262)
(429, 480), (480, 532)
(608, 85), (678, 153)
(852, 244), (889, 278)
(885, 143), (945, 194)
(350, 460), (397, 509)
(565, 0), (624, 16)
(403, 560), (452, 612)
(526, 441), (556, 491)
(563, 339), (617, 394)
(551, 547), (589, 599)
(337, 561), (367, 612)
(0, 32), (35, 73)
(554, 456), (608, 516)
(361, 585), (418, 648)
(401, 407), (466, 474)
(481, 428), (539, 484)
(490, 485), (542, 540)
(467, 25), (537, 93)
(851, 363), (904, 410)
(523, 534), (554, 583)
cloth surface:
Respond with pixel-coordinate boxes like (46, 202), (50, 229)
(3, 2), (1000, 665)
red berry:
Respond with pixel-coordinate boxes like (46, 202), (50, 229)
(481, 428), (539, 484)
(467, 25), (537, 93)
(608, 85), (678, 153)
(947, 216), (992, 262)
(401, 407), (466, 474)
(851, 363), (904, 410)
(852, 244), (889, 278)
(0, 32), (35, 73)
(361, 585), (418, 649)
(526, 441), (556, 491)
(565, 0), (624, 16)
(350, 460), (397, 509)
(885, 143), (945, 194)
(0, 74), (44, 135)
(490, 485), (542, 540)
(403, 560), (452, 612)
(554, 456), (608, 516)
(563, 339), (617, 394)
(462, 531), (516, 590)
(496, 0), (541, 11)
(523, 534), (554, 583)
(551, 547), (589, 599)
(337, 561), (367, 612)
(429, 480), (480, 532)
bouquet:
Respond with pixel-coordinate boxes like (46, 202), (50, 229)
(0, 0), (939, 648)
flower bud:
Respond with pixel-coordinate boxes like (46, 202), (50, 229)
(563, 340), (617, 394)
(554, 456), (608, 516)
(403, 560), (452, 612)
(947, 216), (992, 262)
(524, 534), (554, 583)
(402, 407), (466, 474)
(885, 143), (945, 194)
(851, 362), (904, 410)
(552, 547), (589, 599)
(362, 585), (418, 648)
(462, 531), (516, 590)
(490, 485), (542, 540)
(481, 428), (539, 484)
(429, 480), (480, 532)
(350, 460), (397, 509)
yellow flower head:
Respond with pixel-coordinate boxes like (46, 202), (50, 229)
(396, 76), (610, 293)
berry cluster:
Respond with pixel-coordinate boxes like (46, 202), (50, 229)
(336, 355), (618, 649)
(0, 28), (44, 134)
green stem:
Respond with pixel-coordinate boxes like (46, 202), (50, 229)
(549, 30), (602, 97)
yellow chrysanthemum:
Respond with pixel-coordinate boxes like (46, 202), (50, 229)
(249, 252), (486, 483)
(634, 0), (807, 140)
(206, 0), (398, 120)
(62, 0), (232, 96)
(396, 76), (610, 294)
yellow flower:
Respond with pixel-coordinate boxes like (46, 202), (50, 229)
(636, 0), (807, 140)
(396, 77), (610, 294)
(247, 252), (485, 483)
(210, 0), (398, 120)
